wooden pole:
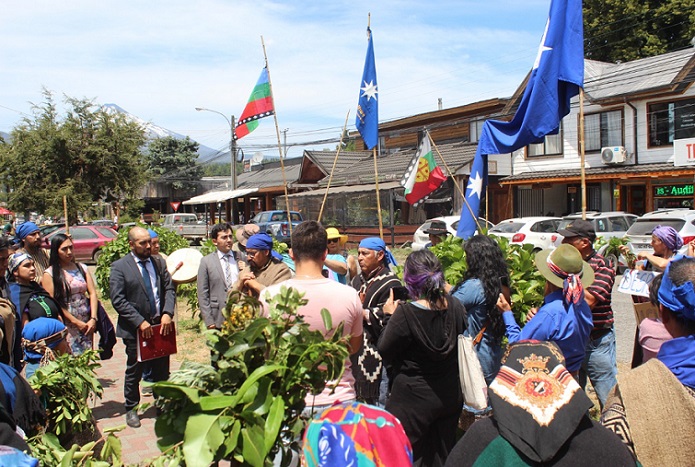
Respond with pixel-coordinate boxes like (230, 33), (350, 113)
(579, 89), (587, 220)
(428, 131), (483, 233)
(318, 110), (350, 222)
(373, 147), (384, 239)
(261, 36), (293, 235)
(63, 196), (69, 234)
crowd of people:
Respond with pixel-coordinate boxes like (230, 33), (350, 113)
(0, 216), (693, 466)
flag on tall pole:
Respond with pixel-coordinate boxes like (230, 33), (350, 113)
(355, 27), (378, 150)
(457, 0), (584, 239)
(234, 67), (275, 140)
(401, 136), (448, 206)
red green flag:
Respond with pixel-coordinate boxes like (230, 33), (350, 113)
(234, 67), (274, 140)
(401, 136), (447, 205)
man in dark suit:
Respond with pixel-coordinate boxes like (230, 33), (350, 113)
(110, 226), (176, 428)
(197, 223), (238, 331)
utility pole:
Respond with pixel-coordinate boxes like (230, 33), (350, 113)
(282, 128), (289, 157)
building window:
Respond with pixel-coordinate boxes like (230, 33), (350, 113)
(469, 119), (484, 143)
(584, 110), (623, 152)
(648, 98), (695, 147)
(528, 125), (563, 157)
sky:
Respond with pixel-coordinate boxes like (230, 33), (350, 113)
(0, 0), (553, 162)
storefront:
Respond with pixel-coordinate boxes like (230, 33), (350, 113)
(653, 182), (694, 209)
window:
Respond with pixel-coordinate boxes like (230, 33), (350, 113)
(648, 98), (695, 147)
(528, 125), (563, 157)
(609, 216), (629, 232)
(469, 120), (484, 143)
(72, 228), (97, 240)
(584, 110), (623, 152)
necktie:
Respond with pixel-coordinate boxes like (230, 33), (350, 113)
(223, 254), (233, 289)
(139, 260), (158, 318)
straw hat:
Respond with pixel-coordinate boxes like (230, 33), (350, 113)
(534, 244), (594, 288)
(326, 227), (348, 246)
(235, 224), (260, 246)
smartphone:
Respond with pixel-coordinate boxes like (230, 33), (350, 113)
(392, 286), (410, 301)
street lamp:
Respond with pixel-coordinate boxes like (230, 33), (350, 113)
(196, 107), (238, 223)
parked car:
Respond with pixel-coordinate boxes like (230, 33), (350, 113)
(489, 217), (562, 251)
(161, 213), (208, 244)
(555, 211), (638, 272)
(43, 226), (118, 263)
(88, 219), (116, 229)
(250, 210), (303, 245)
(625, 209), (695, 258)
(412, 216), (494, 251)
(39, 223), (63, 238)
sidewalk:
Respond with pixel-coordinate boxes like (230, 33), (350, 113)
(92, 340), (180, 465)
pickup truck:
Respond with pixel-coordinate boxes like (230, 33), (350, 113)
(160, 213), (208, 244)
(251, 210), (303, 245)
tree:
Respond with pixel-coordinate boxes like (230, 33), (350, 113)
(0, 90), (148, 224)
(337, 129), (356, 151)
(584, 0), (695, 63)
(146, 136), (203, 197)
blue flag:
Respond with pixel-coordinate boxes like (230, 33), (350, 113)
(457, 0), (584, 239)
(356, 27), (379, 150)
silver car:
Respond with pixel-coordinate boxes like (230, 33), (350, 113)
(626, 209), (695, 257)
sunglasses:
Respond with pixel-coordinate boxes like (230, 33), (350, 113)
(327, 238), (340, 244)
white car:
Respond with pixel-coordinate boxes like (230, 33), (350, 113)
(626, 209), (695, 257)
(489, 217), (562, 251)
(412, 216), (493, 251)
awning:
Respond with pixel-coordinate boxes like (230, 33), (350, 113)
(182, 188), (258, 205)
(285, 181), (403, 198)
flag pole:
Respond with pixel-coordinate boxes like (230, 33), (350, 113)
(261, 35), (293, 235)
(373, 146), (384, 239)
(428, 131), (483, 233)
(579, 88), (587, 220)
(318, 110), (350, 222)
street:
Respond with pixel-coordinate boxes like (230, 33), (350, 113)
(613, 273), (638, 364)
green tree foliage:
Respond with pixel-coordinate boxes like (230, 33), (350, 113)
(0, 90), (148, 224)
(584, 0), (695, 63)
(147, 136), (203, 195)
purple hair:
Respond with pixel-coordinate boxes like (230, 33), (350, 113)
(403, 250), (446, 304)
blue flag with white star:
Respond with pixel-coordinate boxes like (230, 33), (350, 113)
(457, 0), (583, 239)
(356, 27), (378, 150)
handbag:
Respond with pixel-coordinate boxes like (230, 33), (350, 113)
(457, 325), (488, 411)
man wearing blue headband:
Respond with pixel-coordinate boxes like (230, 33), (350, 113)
(601, 257), (695, 465)
(350, 237), (402, 406)
(15, 222), (48, 283)
(234, 233), (290, 298)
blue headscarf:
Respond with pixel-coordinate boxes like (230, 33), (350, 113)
(147, 228), (158, 238)
(22, 318), (67, 361)
(658, 264), (695, 323)
(246, 233), (282, 261)
(358, 237), (397, 267)
(15, 222), (39, 241)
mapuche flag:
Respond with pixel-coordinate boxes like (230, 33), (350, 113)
(457, 0), (583, 239)
(401, 136), (447, 206)
(355, 27), (378, 150)
(234, 67), (275, 140)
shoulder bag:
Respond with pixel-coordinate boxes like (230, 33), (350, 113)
(457, 325), (488, 410)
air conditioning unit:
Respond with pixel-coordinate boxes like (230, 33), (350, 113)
(601, 146), (627, 164)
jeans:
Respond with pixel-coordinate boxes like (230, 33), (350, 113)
(579, 328), (617, 409)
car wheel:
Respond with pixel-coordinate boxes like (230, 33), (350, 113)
(93, 249), (102, 264)
(605, 253), (619, 274)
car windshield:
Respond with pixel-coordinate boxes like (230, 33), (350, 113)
(490, 222), (524, 234)
(627, 219), (686, 236)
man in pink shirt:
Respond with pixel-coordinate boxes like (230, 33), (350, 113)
(263, 221), (363, 416)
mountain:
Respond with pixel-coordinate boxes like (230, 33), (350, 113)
(101, 104), (219, 161)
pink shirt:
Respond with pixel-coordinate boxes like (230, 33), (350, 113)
(638, 318), (672, 362)
(262, 278), (363, 407)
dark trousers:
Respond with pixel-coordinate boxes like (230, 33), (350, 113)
(123, 339), (170, 411)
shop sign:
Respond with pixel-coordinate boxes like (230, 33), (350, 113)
(654, 184), (694, 197)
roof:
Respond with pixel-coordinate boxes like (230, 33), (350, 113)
(302, 150), (370, 176)
(285, 181), (403, 198)
(500, 162), (694, 185)
(182, 188), (258, 205)
(237, 158), (302, 191)
(584, 47), (695, 103)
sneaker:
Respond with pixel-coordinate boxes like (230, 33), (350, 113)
(125, 410), (141, 428)
(141, 386), (153, 396)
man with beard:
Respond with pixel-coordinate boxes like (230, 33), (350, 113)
(234, 233), (291, 298)
(110, 226), (176, 428)
(15, 223), (48, 282)
(350, 237), (401, 405)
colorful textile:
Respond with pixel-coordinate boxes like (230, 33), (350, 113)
(355, 27), (379, 150)
(585, 251), (615, 330)
(652, 225), (683, 252)
(8, 253), (30, 275)
(21, 318), (66, 361)
(457, 0), (583, 239)
(302, 402), (412, 467)
(234, 67), (274, 140)
(401, 136), (447, 206)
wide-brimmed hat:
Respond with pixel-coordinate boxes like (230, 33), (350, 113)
(235, 224), (260, 246)
(325, 227), (348, 246)
(424, 220), (448, 236)
(535, 244), (594, 288)
(557, 219), (596, 242)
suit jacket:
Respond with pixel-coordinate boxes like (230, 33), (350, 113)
(110, 253), (176, 340)
(197, 251), (236, 329)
